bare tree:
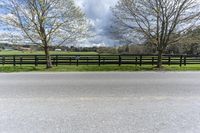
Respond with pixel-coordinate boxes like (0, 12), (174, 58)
(112, 0), (200, 68)
(181, 27), (200, 45)
(1, 0), (88, 68)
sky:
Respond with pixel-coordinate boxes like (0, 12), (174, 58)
(0, 0), (119, 47)
(74, 0), (119, 47)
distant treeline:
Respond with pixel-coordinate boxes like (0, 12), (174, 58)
(1, 42), (200, 55)
(96, 42), (200, 55)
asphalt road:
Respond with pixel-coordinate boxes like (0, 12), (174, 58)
(0, 72), (200, 133)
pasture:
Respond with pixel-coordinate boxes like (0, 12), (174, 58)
(0, 50), (200, 72)
(0, 50), (97, 55)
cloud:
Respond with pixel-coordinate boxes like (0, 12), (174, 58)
(75, 0), (119, 46)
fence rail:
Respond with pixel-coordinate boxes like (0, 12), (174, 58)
(0, 54), (200, 66)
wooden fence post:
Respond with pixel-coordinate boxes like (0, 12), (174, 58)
(140, 55), (142, 66)
(20, 56), (23, 66)
(35, 55), (38, 66)
(119, 55), (121, 66)
(152, 57), (154, 66)
(98, 55), (101, 66)
(135, 57), (138, 66)
(168, 56), (171, 66)
(184, 56), (187, 66)
(13, 56), (16, 66)
(56, 55), (58, 66)
(69, 57), (71, 65)
(180, 55), (183, 67)
(87, 57), (89, 65)
(2, 56), (5, 66)
(76, 58), (79, 66)
(0, 56), (1, 65)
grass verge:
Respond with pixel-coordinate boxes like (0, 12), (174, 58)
(0, 65), (200, 72)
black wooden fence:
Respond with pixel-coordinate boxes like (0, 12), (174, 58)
(0, 54), (200, 66)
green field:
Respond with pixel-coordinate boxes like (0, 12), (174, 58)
(0, 50), (98, 55)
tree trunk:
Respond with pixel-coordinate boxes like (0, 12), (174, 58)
(157, 50), (163, 69)
(44, 46), (52, 69)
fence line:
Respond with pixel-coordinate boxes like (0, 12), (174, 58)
(0, 54), (199, 66)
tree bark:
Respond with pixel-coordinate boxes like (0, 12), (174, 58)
(44, 45), (52, 69)
(157, 50), (163, 69)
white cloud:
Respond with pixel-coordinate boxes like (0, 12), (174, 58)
(75, 0), (119, 46)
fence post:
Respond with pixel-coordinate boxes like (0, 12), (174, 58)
(152, 57), (154, 66)
(20, 56), (23, 66)
(184, 56), (187, 66)
(87, 57), (89, 65)
(168, 56), (171, 66)
(180, 55), (183, 67)
(140, 55), (142, 66)
(56, 55), (58, 66)
(13, 56), (16, 66)
(2, 56), (5, 66)
(35, 55), (38, 67)
(98, 55), (101, 66)
(135, 57), (138, 66)
(119, 55), (121, 66)
(76, 58), (79, 66)
(0, 56), (2, 65)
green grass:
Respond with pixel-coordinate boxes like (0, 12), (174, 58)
(0, 50), (98, 55)
(0, 65), (200, 72)
(0, 65), (152, 72)
(163, 65), (200, 71)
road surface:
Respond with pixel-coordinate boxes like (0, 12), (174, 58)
(0, 72), (200, 133)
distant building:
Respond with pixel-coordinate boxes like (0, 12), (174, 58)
(55, 49), (62, 52)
